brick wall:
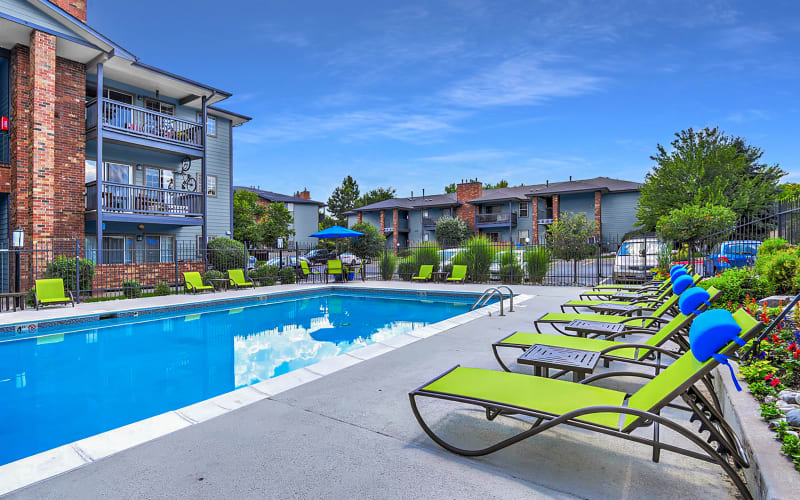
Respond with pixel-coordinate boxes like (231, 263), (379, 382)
(553, 195), (560, 221)
(456, 181), (482, 233)
(295, 189), (310, 200)
(10, 45), (31, 240)
(92, 261), (205, 291)
(379, 210), (385, 233)
(54, 56), (86, 240)
(357, 212), (362, 223)
(594, 190), (602, 238)
(392, 209), (398, 248)
(531, 196), (539, 242)
(53, 1), (87, 23)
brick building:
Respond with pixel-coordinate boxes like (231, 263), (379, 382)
(0, 0), (250, 292)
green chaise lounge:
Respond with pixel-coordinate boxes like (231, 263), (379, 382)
(565, 275), (701, 312)
(300, 260), (321, 282)
(494, 287), (721, 374)
(412, 265), (433, 282)
(409, 309), (761, 500)
(183, 271), (214, 294)
(228, 269), (254, 289)
(447, 265), (467, 283)
(34, 278), (75, 309)
(325, 260), (346, 283)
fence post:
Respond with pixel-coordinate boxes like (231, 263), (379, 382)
(596, 239), (601, 284)
(75, 238), (81, 304)
(174, 243), (179, 294)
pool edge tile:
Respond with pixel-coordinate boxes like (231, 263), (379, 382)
(208, 386), (269, 410)
(75, 412), (192, 462)
(304, 354), (363, 376)
(253, 368), (321, 396)
(0, 444), (88, 497)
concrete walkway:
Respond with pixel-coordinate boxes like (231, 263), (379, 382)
(6, 283), (737, 499)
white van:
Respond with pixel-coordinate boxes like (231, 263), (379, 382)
(612, 238), (667, 283)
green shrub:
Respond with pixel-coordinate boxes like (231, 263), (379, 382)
(26, 287), (36, 308)
(397, 259), (416, 281)
(759, 238), (789, 258)
(460, 236), (496, 282)
(121, 280), (142, 299)
(499, 263), (523, 284)
(279, 267), (296, 284)
(655, 204), (737, 242)
(248, 264), (279, 286)
(524, 246), (550, 283)
(378, 251), (397, 280)
(411, 243), (440, 272)
(434, 216), (471, 246)
(45, 255), (95, 293)
(397, 248), (412, 258)
(699, 267), (772, 308)
(207, 237), (248, 272)
(763, 251), (797, 293)
(154, 281), (170, 296)
(202, 270), (226, 289)
(760, 402), (783, 420)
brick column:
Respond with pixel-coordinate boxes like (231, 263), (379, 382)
(9, 45), (32, 290)
(392, 209), (399, 248)
(594, 190), (602, 239)
(53, 1), (87, 22)
(29, 31), (57, 248)
(455, 180), (483, 233)
(552, 195), (559, 222)
(531, 196), (539, 243)
(54, 56), (86, 240)
(380, 210), (385, 233)
(357, 212), (362, 224)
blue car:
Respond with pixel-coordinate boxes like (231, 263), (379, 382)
(703, 240), (761, 275)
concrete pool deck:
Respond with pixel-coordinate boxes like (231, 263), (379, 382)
(3, 282), (739, 499)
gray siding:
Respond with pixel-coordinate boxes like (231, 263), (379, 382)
(291, 203), (319, 246)
(203, 115), (232, 239)
(558, 192), (595, 219)
(408, 210), (422, 243)
(601, 192), (641, 242)
(0, 0), (83, 39)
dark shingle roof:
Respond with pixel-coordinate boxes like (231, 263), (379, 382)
(234, 186), (325, 206)
(469, 176), (641, 203)
(351, 192), (460, 212)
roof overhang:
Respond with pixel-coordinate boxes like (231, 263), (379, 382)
(208, 106), (252, 127)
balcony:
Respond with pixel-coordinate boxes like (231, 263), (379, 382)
(422, 217), (440, 230)
(85, 181), (203, 225)
(86, 99), (204, 156)
(475, 213), (517, 227)
(537, 218), (554, 225)
(384, 219), (410, 233)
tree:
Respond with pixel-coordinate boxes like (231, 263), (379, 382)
(483, 179), (509, 189)
(233, 190), (267, 244)
(444, 183), (457, 194)
(656, 204), (737, 243)
(636, 127), (785, 230)
(262, 202), (296, 246)
(346, 222), (386, 259)
(356, 186), (395, 208)
(327, 175), (360, 223)
(319, 215), (338, 230)
(435, 216), (471, 245)
(546, 212), (598, 283)
(778, 183), (800, 201)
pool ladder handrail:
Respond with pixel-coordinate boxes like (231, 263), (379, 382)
(470, 287), (513, 316)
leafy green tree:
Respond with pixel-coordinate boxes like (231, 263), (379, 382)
(656, 204), (737, 242)
(262, 202), (296, 246)
(778, 183), (800, 201)
(356, 186), (395, 208)
(233, 190), (267, 244)
(483, 179), (509, 189)
(547, 212), (598, 283)
(443, 183), (457, 194)
(636, 127), (785, 230)
(327, 175), (360, 223)
(319, 215), (338, 230)
(346, 222), (386, 258)
(434, 216), (471, 245)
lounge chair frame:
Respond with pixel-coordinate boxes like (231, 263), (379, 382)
(34, 279), (75, 310)
(409, 323), (761, 499)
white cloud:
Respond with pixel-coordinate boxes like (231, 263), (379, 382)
(726, 109), (770, 123)
(420, 150), (514, 163)
(716, 26), (777, 50)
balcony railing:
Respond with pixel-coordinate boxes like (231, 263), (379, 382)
(86, 99), (203, 150)
(384, 220), (410, 233)
(475, 213), (517, 226)
(422, 216), (440, 229)
(86, 181), (203, 217)
(537, 218), (554, 225)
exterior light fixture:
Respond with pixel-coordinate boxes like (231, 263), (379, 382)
(12, 228), (24, 248)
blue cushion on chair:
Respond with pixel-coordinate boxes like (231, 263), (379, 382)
(671, 274), (694, 295)
(678, 287), (711, 315)
(670, 264), (685, 274)
(688, 309), (745, 362)
(670, 268), (688, 280)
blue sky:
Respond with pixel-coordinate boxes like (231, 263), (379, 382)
(90, 0), (800, 203)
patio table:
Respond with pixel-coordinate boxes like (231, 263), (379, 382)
(207, 278), (230, 291)
(0, 292), (28, 312)
(517, 344), (601, 382)
(563, 319), (626, 338)
(587, 303), (642, 316)
(431, 271), (449, 283)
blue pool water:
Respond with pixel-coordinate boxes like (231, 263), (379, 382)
(0, 290), (476, 466)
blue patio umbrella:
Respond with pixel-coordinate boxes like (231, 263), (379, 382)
(309, 226), (365, 257)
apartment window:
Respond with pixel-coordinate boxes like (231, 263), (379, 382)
(104, 88), (133, 105)
(518, 230), (530, 244)
(145, 167), (173, 189)
(145, 235), (175, 263)
(144, 98), (175, 116)
(485, 232), (500, 242)
(206, 115), (216, 137)
(518, 202), (529, 218)
(85, 160), (97, 183)
(104, 162), (132, 184)
(102, 235), (135, 264)
(422, 209), (429, 218)
(207, 175), (217, 197)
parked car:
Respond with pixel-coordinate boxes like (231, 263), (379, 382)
(437, 248), (464, 268)
(304, 249), (336, 265)
(338, 253), (362, 266)
(263, 256), (310, 268)
(489, 250), (525, 280)
(612, 238), (668, 283)
(703, 240), (761, 276)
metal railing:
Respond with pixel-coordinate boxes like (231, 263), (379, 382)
(85, 181), (203, 217)
(476, 213), (517, 226)
(86, 99), (204, 149)
(422, 217), (440, 229)
(471, 287), (505, 316)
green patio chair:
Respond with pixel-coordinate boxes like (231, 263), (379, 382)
(534, 292), (682, 334)
(300, 260), (321, 282)
(494, 287), (721, 374)
(566, 275), (701, 312)
(34, 278), (74, 309)
(447, 265), (467, 283)
(412, 265), (434, 282)
(580, 279), (673, 299)
(409, 309), (761, 500)
(325, 260), (345, 283)
(183, 271), (214, 294)
(228, 269), (254, 289)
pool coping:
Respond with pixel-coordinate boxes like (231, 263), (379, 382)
(0, 288), (532, 496)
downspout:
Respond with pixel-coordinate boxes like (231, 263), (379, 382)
(201, 90), (216, 257)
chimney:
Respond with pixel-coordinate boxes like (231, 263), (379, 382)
(297, 188), (311, 200)
(455, 179), (483, 234)
(569, 175), (572, 182)
(54, 1), (87, 23)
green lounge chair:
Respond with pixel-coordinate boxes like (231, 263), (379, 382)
(494, 287), (721, 374)
(447, 265), (467, 283)
(34, 278), (74, 309)
(535, 292), (681, 334)
(412, 265), (433, 282)
(409, 309), (761, 500)
(566, 275), (701, 312)
(228, 269), (254, 289)
(183, 271), (214, 294)
(300, 260), (321, 282)
(325, 260), (346, 283)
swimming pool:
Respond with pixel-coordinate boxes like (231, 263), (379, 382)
(0, 289), (483, 466)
